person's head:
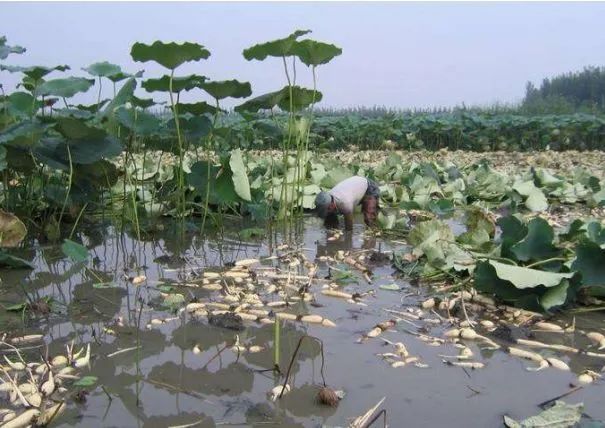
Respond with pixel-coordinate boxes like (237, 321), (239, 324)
(315, 191), (336, 219)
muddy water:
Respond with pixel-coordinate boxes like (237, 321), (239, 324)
(1, 216), (604, 427)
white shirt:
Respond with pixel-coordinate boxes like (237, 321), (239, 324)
(329, 176), (369, 215)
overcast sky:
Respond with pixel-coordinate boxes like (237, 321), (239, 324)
(2, 1), (605, 109)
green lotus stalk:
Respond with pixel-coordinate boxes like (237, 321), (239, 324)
(200, 99), (221, 233)
(57, 145), (73, 230)
(168, 70), (186, 217)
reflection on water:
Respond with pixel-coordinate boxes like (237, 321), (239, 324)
(1, 215), (604, 427)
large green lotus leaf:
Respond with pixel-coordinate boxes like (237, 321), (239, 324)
(37, 77), (95, 98)
(0, 211), (26, 247)
(176, 101), (220, 116)
(142, 74), (206, 93)
(235, 86), (321, 113)
(278, 86), (322, 111)
(484, 260), (572, 289)
(458, 207), (496, 248)
(52, 108), (94, 120)
(115, 106), (162, 136)
(513, 180), (548, 212)
(166, 115), (212, 142)
(75, 99), (110, 113)
(107, 70), (144, 83)
(74, 159), (119, 189)
(131, 41), (210, 70)
(0, 36), (26, 60)
(0, 64), (69, 80)
(0, 120), (48, 148)
(408, 219), (454, 247)
(188, 161), (238, 204)
(572, 240), (605, 288)
(7, 92), (41, 117)
(229, 149), (251, 201)
(511, 217), (561, 263)
(82, 61), (122, 77)
(291, 39), (342, 67)
(497, 215), (528, 260)
(243, 30), (311, 61)
(35, 134), (122, 167)
(320, 165), (352, 188)
(534, 168), (564, 188)
(62, 239), (88, 263)
(539, 280), (570, 311)
(202, 80), (252, 100)
(102, 77), (136, 117)
(131, 95), (156, 109)
(586, 222), (605, 246)
(503, 400), (582, 428)
(54, 118), (104, 140)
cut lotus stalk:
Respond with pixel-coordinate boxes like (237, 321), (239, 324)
(2, 412), (16, 423)
(516, 339), (579, 353)
(446, 361), (485, 369)
(404, 356), (419, 364)
(480, 320), (495, 329)
(235, 258), (259, 267)
(3, 357), (25, 371)
(40, 371), (55, 396)
(74, 343), (91, 368)
(206, 302), (230, 310)
(301, 315), (324, 324)
(508, 347), (544, 362)
(321, 319), (337, 328)
(36, 402), (66, 426)
(444, 328), (461, 338)
(203, 271), (221, 279)
(237, 313), (258, 321)
(275, 313), (297, 321)
(586, 332), (605, 350)
(186, 302), (206, 312)
(248, 346), (264, 353)
(259, 318), (274, 325)
(421, 298), (435, 309)
(26, 392), (42, 407)
(192, 345), (202, 355)
(267, 301), (287, 308)
(131, 275), (146, 285)
(366, 327), (382, 338)
(546, 357), (570, 371)
(533, 322), (563, 332)
(1, 409), (40, 428)
(394, 343), (409, 358)
(391, 361), (406, 368)
(9, 335), (43, 345)
(321, 289), (353, 299)
(578, 373), (594, 384)
(51, 355), (68, 368)
(526, 359), (549, 372)
(202, 283), (222, 291)
(269, 384), (290, 401)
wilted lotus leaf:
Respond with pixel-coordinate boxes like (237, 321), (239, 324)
(37, 76), (95, 98)
(142, 74), (207, 93)
(201, 79), (252, 100)
(130, 41), (210, 70)
(76, 99), (110, 112)
(0, 211), (26, 247)
(243, 29), (311, 61)
(0, 64), (69, 81)
(235, 86), (322, 113)
(513, 180), (548, 212)
(0, 36), (26, 59)
(291, 39), (342, 67)
(82, 61), (122, 77)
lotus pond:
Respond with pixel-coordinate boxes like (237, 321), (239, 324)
(2, 32), (605, 427)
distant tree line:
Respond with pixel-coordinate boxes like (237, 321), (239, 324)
(522, 66), (605, 114)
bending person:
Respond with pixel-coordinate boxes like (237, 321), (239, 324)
(314, 176), (380, 231)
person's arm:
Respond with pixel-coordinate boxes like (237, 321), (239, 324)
(344, 212), (354, 231)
